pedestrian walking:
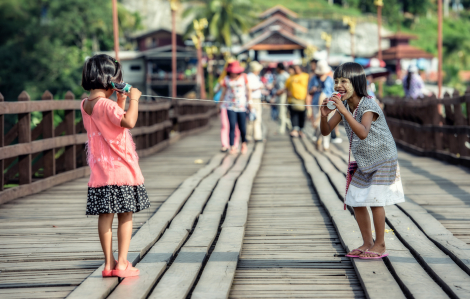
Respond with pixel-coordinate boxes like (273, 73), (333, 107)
(320, 62), (405, 259)
(246, 61), (264, 142)
(214, 60), (240, 152)
(220, 61), (252, 154)
(276, 64), (293, 133)
(310, 60), (336, 150)
(403, 65), (424, 99)
(80, 54), (150, 278)
(286, 64), (310, 137)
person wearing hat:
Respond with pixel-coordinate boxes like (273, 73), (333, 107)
(215, 58), (240, 153)
(220, 61), (252, 154)
(403, 65), (424, 99)
(273, 63), (292, 134)
(246, 61), (264, 142)
(308, 60), (338, 150)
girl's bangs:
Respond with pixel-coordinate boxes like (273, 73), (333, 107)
(333, 63), (365, 79)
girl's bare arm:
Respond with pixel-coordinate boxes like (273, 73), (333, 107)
(120, 88), (142, 129)
(320, 111), (342, 136)
(342, 111), (378, 140)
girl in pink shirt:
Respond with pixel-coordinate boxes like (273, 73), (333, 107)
(80, 54), (149, 278)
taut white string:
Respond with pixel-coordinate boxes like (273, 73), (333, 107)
(138, 94), (327, 107)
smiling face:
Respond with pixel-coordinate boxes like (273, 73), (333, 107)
(334, 77), (355, 100)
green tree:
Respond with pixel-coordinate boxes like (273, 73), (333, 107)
(0, 0), (141, 102)
(183, 0), (256, 47)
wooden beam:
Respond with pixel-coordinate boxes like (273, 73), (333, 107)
(250, 44), (304, 51)
(41, 91), (56, 178)
(17, 91), (32, 185)
(0, 93), (3, 191)
(0, 100), (171, 115)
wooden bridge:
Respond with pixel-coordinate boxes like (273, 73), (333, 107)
(2, 91), (470, 299)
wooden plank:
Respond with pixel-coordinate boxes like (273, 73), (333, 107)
(192, 227), (245, 299)
(111, 147), (252, 298)
(397, 202), (470, 274)
(63, 126), (221, 298)
(190, 143), (263, 298)
(0, 100), (170, 115)
(386, 205), (470, 297)
(17, 91), (31, 185)
(300, 135), (453, 298)
(148, 247), (207, 299)
(0, 92), (3, 191)
(291, 137), (405, 299)
(65, 252), (140, 299)
(184, 213), (222, 250)
(0, 134), (88, 160)
(41, 91), (56, 178)
(0, 167), (90, 205)
(221, 201), (248, 228)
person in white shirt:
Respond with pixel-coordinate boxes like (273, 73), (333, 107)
(246, 61), (264, 142)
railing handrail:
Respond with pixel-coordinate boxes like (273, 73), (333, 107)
(0, 90), (217, 204)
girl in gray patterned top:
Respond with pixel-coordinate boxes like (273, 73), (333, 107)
(319, 62), (404, 259)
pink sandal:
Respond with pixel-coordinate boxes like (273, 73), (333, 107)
(111, 261), (140, 278)
(345, 248), (366, 258)
(359, 250), (389, 259)
(102, 260), (118, 277)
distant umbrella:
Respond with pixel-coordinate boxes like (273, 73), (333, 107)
(365, 67), (389, 79)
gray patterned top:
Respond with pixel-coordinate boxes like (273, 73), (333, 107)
(338, 97), (397, 169)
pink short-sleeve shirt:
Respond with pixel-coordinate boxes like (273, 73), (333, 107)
(80, 98), (144, 187)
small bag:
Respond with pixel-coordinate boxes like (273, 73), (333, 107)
(291, 98), (306, 111)
(344, 103), (361, 210)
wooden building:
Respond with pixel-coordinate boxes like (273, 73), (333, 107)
(132, 29), (199, 97)
(239, 5), (309, 63)
(379, 33), (434, 79)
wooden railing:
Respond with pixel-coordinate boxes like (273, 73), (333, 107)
(0, 91), (217, 204)
(383, 87), (470, 167)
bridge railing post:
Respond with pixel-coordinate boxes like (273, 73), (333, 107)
(17, 91), (32, 185)
(0, 93), (3, 191)
(41, 91), (56, 178)
(64, 91), (77, 172)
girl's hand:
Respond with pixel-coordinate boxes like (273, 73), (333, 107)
(129, 88), (142, 101)
(330, 95), (347, 115)
(320, 98), (331, 118)
(116, 92), (127, 103)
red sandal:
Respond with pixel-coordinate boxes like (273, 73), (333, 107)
(102, 260), (118, 277)
(111, 261), (140, 278)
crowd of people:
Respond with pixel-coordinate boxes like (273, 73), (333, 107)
(214, 58), (352, 153)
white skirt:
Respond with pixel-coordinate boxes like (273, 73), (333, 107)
(346, 178), (405, 207)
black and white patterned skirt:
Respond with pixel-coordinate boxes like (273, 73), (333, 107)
(86, 184), (150, 215)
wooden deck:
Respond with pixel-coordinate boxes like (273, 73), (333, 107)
(332, 129), (470, 245)
(0, 123), (220, 299)
(229, 126), (364, 298)
(3, 112), (470, 299)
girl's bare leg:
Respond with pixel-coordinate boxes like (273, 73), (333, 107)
(362, 207), (386, 257)
(116, 212), (138, 271)
(347, 207), (374, 256)
(98, 213), (116, 271)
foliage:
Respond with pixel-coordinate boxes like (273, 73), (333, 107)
(383, 83), (405, 97)
(0, 0), (141, 102)
(183, 0), (257, 46)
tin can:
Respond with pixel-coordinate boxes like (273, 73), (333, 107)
(327, 92), (342, 110)
(327, 101), (336, 110)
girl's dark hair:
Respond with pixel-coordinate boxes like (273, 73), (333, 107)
(81, 54), (123, 91)
(288, 65), (295, 70)
(277, 63), (285, 71)
(333, 62), (368, 98)
(406, 71), (412, 91)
